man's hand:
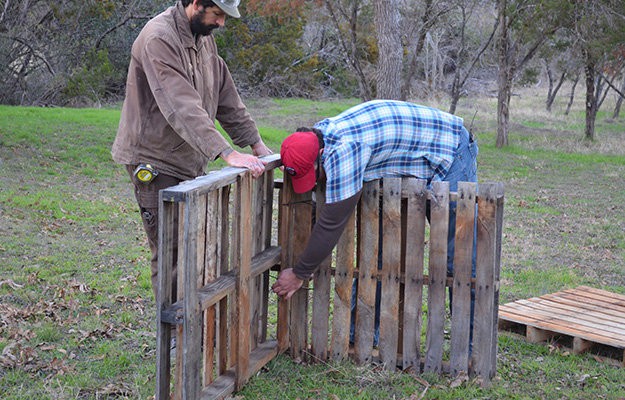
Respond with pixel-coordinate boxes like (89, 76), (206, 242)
(271, 268), (303, 299)
(251, 140), (273, 157)
(221, 149), (267, 178)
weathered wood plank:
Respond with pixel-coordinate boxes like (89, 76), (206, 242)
(175, 205), (185, 400)
(200, 370), (236, 400)
(235, 174), (253, 389)
(245, 340), (279, 382)
(539, 293), (625, 320)
(575, 285), (625, 303)
(161, 154), (281, 203)
(450, 182), (477, 376)
(260, 171), (275, 343)
(472, 183), (501, 380)
(203, 191), (218, 385)
(424, 181), (449, 374)
(354, 180), (380, 365)
(331, 205), (356, 361)
(513, 299), (625, 332)
(277, 179), (292, 354)
(250, 177), (264, 351)
(379, 178), (402, 369)
(218, 186), (232, 373)
(181, 193), (203, 400)
(557, 290), (625, 313)
(312, 179), (331, 360)
(490, 182), (504, 376)
(401, 179), (427, 371)
(289, 190), (314, 361)
(200, 341), (278, 400)
(156, 198), (177, 400)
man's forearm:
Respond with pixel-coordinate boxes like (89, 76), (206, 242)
(293, 192), (362, 279)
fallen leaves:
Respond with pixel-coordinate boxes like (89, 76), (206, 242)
(0, 341), (73, 376)
(449, 371), (469, 388)
(0, 275), (151, 384)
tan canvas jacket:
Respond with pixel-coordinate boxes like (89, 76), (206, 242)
(112, 2), (260, 180)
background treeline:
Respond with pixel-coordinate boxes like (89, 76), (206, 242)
(1, 0), (624, 142)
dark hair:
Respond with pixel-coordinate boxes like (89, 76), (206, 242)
(180, 0), (217, 8)
(295, 127), (324, 149)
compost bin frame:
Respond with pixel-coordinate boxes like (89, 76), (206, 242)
(155, 154), (504, 399)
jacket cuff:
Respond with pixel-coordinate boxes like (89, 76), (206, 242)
(293, 264), (313, 280)
(211, 144), (232, 161)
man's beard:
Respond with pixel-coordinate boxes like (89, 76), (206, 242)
(190, 14), (219, 36)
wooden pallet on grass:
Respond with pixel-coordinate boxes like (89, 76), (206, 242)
(498, 286), (625, 366)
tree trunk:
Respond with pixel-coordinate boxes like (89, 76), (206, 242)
(545, 62), (566, 112)
(496, 0), (510, 148)
(565, 74), (579, 116)
(583, 55), (597, 141)
(497, 70), (512, 148)
(613, 74), (625, 119)
(449, 72), (461, 115)
(374, 0), (402, 100)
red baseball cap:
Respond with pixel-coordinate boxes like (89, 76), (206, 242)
(280, 131), (320, 193)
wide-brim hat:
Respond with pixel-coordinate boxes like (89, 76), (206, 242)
(214, 0), (240, 18)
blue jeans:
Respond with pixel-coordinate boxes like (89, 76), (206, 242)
(350, 127), (478, 346)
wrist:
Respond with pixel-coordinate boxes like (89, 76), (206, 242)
(220, 148), (234, 159)
(292, 268), (309, 281)
(251, 141), (264, 152)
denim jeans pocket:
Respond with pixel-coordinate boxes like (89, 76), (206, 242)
(444, 133), (478, 187)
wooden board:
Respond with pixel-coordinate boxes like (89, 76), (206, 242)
(499, 286), (625, 365)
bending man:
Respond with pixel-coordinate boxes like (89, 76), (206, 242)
(272, 100), (478, 304)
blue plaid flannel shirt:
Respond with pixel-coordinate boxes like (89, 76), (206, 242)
(314, 100), (465, 203)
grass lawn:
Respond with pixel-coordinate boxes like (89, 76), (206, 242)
(1, 89), (624, 399)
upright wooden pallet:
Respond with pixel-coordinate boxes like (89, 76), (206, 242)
(155, 158), (504, 399)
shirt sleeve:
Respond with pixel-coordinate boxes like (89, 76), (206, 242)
(293, 191), (362, 279)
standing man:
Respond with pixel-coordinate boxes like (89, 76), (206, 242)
(112, 0), (272, 301)
(272, 100), (478, 303)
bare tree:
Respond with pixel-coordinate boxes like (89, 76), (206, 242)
(540, 32), (583, 112)
(400, 0), (454, 100)
(323, 0), (374, 100)
(0, 0), (165, 105)
(447, 0), (498, 114)
(571, 0), (625, 140)
(495, 0), (566, 147)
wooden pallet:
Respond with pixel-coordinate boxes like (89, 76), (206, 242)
(498, 286), (625, 366)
